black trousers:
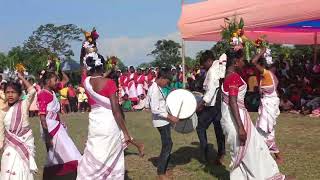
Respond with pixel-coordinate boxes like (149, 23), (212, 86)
(68, 97), (78, 112)
(79, 102), (88, 112)
(196, 106), (225, 159)
(157, 124), (173, 175)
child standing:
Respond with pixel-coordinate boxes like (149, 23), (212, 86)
(147, 68), (179, 179)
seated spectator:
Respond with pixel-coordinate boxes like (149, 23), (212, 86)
(59, 86), (70, 114)
(300, 105), (312, 115)
(133, 94), (147, 111)
(78, 86), (88, 113)
(121, 94), (132, 112)
(309, 107), (320, 118)
(305, 97), (320, 111)
(280, 96), (294, 112)
(313, 63), (320, 74)
(187, 77), (196, 91)
(290, 87), (302, 110)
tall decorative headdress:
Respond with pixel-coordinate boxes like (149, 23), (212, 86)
(83, 52), (103, 71)
(221, 16), (273, 64)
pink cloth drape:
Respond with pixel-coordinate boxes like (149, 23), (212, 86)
(178, 0), (320, 44)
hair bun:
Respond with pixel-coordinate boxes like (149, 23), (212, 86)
(226, 48), (244, 60)
(83, 52), (105, 71)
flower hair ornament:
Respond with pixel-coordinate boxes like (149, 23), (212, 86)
(264, 48), (273, 65)
(83, 52), (103, 71)
(81, 27), (99, 48)
(221, 16), (272, 62)
(255, 37), (273, 65)
(221, 17), (246, 52)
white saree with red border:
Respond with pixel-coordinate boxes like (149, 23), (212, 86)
(0, 88), (37, 180)
(77, 77), (125, 180)
(221, 76), (285, 180)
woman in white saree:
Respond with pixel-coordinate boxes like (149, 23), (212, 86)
(252, 48), (283, 163)
(38, 71), (81, 179)
(77, 52), (133, 180)
(0, 73), (37, 180)
(221, 49), (291, 180)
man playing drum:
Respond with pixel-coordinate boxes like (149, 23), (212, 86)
(147, 67), (179, 180)
(196, 50), (226, 165)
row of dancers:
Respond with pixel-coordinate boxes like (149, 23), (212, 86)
(0, 49), (294, 179)
(0, 53), (144, 179)
(149, 47), (294, 180)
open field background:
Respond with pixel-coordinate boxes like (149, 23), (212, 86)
(2, 112), (319, 180)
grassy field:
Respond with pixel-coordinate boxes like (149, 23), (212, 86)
(5, 112), (320, 180)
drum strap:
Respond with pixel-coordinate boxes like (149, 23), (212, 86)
(157, 85), (166, 100)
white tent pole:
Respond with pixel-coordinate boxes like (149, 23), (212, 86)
(314, 32), (318, 65)
(181, 39), (186, 88)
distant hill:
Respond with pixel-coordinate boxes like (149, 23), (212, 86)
(61, 59), (80, 72)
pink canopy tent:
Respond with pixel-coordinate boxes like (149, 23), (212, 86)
(178, 0), (320, 44)
(177, 0), (320, 83)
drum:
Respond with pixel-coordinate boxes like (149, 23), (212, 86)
(192, 91), (203, 104)
(174, 113), (198, 134)
(166, 89), (197, 119)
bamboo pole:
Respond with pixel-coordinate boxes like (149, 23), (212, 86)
(181, 39), (186, 88)
(314, 32), (318, 64)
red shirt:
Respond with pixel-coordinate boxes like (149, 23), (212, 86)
(38, 90), (54, 115)
(68, 87), (77, 97)
(223, 73), (244, 96)
(81, 70), (117, 106)
(134, 74), (145, 85)
(119, 75), (129, 87)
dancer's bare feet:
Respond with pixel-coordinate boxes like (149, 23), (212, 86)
(138, 143), (145, 157)
(214, 155), (225, 166)
(157, 174), (171, 180)
(285, 175), (296, 180)
(274, 153), (284, 165)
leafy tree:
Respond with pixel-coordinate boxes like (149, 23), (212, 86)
(292, 45), (313, 62)
(138, 62), (151, 69)
(211, 41), (229, 59)
(177, 56), (198, 69)
(23, 24), (82, 58)
(5, 46), (47, 75)
(148, 40), (181, 67)
(269, 45), (293, 61)
(116, 57), (127, 71)
(0, 53), (8, 72)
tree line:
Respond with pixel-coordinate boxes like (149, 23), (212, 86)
(0, 24), (318, 76)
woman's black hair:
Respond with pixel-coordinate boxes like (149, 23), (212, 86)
(157, 67), (172, 81)
(200, 50), (215, 65)
(4, 81), (23, 96)
(41, 71), (57, 85)
(226, 49), (244, 68)
(257, 57), (267, 67)
(86, 54), (106, 74)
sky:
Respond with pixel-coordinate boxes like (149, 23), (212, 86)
(0, 0), (212, 66)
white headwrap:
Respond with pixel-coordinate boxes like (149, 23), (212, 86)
(83, 52), (103, 71)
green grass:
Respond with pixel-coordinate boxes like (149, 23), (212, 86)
(5, 112), (320, 179)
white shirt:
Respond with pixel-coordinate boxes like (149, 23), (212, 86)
(203, 59), (225, 107)
(147, 82), (169, 128)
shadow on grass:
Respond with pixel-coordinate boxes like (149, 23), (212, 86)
(124, 150), (139, 157)
(125, 170), (132, 180)
(148, 142), (229, 180)
(43, 172), (77, 180)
